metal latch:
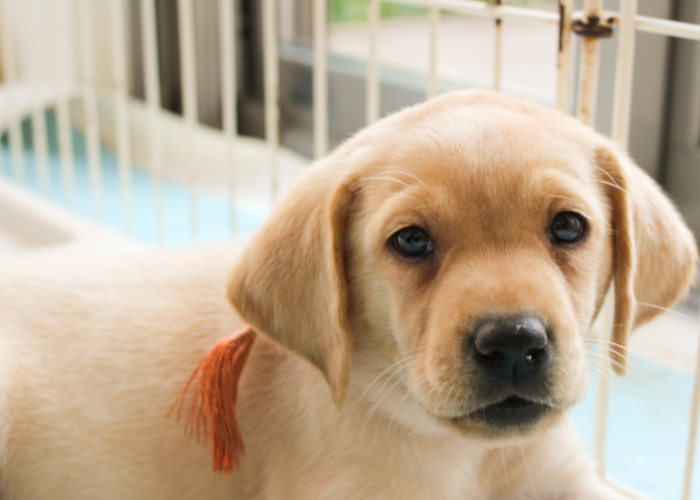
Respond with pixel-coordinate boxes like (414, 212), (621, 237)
(572, 11), (618, 38)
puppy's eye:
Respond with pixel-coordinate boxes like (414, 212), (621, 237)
(550, 212), (586, 244)
(392, 226), (434, 258)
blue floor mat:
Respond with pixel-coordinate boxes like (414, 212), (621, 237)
(0, 112), (267, 246)
(1, 112), (699, 499)
(572, 352), (699, 499)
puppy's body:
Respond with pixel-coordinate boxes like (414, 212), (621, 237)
(0, 91), (695, 499)
(0, 247), (610, 500)
(0, 247), (246, 499)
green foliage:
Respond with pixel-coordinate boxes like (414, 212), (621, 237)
(330, 0), (430, 23)
(329, 0), (556, 24)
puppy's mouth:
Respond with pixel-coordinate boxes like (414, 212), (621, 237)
(460, 396), (552, 428)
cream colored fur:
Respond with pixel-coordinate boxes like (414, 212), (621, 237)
(0, 91), (696, 499)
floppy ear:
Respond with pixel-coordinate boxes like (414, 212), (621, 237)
(596, 145), (697, 374)
(227, 165), (356, 406)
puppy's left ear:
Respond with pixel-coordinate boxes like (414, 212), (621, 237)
(227, 165), (357, 406)
(596, 144), (697, 374)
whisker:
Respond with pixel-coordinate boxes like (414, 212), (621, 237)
(365, 371), (432, 441)
(636, 301), (696, 323)
(585, 350), (645, 373)
(585, 363), (614, 384)
(501, 448), (512, 495)
(385, 381), (420, 438)
(583, 340), (655, 371)
(591, 163), (619, 186)
(591, 178), (630, 196)
(585, 350), (635, 372)
(517, 444), (537, 498)
(361, 176), (411, 189)
(589, 164), (627, 194)
(360, 367), (419, 440)
(350, 354), (421, 415)
(382, 169), (427, 189)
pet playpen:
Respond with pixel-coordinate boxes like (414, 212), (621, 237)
(0, 0), (699, 498)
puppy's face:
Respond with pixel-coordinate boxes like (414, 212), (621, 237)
(228, 91), (696, 445)
(345, 106), (611, 439)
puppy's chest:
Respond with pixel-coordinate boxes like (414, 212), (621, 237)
(305, 447), (486, 500)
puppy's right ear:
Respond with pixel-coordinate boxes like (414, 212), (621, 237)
(227, 166), (357, 407)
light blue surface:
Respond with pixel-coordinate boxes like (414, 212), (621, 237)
(2, 112), (699, 499)
(572, 352), (700, 499)
(0, 112), (267, 246)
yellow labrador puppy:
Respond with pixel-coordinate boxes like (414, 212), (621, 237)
(0, 90), (695, 499)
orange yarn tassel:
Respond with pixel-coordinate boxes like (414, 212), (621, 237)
(170, 327), (256, 472)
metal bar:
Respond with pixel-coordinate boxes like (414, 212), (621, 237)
(635, 15), (700, 42)
(0, 128), (3, 178)
(111, 0), (132, 234)
(78, 0), (102, 220)
(592, 287), (615, 476)
(394, 0), (700, 37)
(576, 0), (603, 126)
(427, 2), (439, 99)
(390, 0), (559, 24)
(611, 0), (638, 147)
(177, 0), (199, 240)
(366, 0), (380, 125)
(1, 0), (25, 184)
(603, 477), (655, 500)
(556, 0), (573, 113)
(493, 0), (502, 92)
(262, 0), (280, 201)
(30, 0), (49, 195)
(57, 0), (75, 209)
(313, 0), (328, 159)
(219, 0), (238, 235)
(681, 327), (700, 500)
(140, 0), (164, 243)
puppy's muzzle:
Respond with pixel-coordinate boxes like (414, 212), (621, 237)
(458, 315), (553, 429)
(470, 315), (550, 386)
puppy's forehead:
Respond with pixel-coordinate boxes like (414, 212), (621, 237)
(404, 106), (587, 167)
(364, 105), (598, 204)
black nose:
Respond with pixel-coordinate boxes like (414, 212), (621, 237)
(471, 315), (550, 384)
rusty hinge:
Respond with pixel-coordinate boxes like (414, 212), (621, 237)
(572, 11), (618, 39)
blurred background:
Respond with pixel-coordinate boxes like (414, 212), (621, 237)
(1, 0), (699, 237)
(6, 0), (698, 283)
(0, 0), (700, 233)
(1, 1), (700, 499)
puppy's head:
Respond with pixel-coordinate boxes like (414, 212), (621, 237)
(227, 90), (697, 441)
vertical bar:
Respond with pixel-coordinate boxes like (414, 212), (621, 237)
(78, 0), (103, 220)
(30, 0), (49, 195)
(313, 0), (328, 159)
(1, 0), (25, 184)
(681, 329), (700, 500)
(262, 0), (280, 201)
(366, 0), (380, 125)
(611, 0), (638, 147)
(0, 96), (3, 172)
(576, 0), (603, 126)
(111, 0), (132, 234)
(177, 0), (199, 240)
(57, 0), (75, 208)
(140, 0), (165, 243)
(593, 286), (615, 477)
(556, 0), (574, 113)
(426, 2), (439, 99)
(0, 119), (4, 176)
(493, 0), (502, 92)
(219, 0), (238, 235)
